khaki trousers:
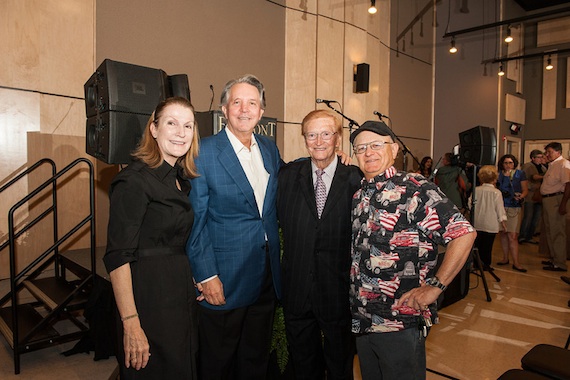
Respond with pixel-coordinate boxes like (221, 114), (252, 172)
(542, 195), (568, 270)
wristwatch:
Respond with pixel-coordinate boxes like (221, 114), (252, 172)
(425, 276), (447, 291)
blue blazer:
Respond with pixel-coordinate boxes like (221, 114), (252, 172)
(186, 130), (282, 310)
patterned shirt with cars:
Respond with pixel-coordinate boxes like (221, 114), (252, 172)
(350, 166), (474, 334)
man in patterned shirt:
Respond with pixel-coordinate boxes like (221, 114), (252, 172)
(349, 121), (476, 379)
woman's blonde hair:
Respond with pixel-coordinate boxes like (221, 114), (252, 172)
(477, 165), (498, 184)
(132, 97), (200, 178)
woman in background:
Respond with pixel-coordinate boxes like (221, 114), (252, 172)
(104, 97), (200, 379)
(470, 165), (507, 271)
(496, 154), (528, 272)
(417, 156), (433, 178)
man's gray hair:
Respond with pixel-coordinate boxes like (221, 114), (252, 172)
(220, 74), (266, 110)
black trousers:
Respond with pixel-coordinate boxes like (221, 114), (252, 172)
(474, 230), (497, 267)
(284, 301), (354, 380)
(198, 264), (276, 380)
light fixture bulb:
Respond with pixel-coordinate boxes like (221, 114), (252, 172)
(546, 56), (553, 70)
(368, 0), (377, 14)
(498, 64), (505, 76)
(449, 38), (457, 54)
(504, 28), (513, 43)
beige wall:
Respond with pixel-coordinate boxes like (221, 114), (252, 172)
(283, 0), (392, 162)
(0, 0), (95, 278)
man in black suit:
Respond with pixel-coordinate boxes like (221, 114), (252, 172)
(277, 109), (362, 380)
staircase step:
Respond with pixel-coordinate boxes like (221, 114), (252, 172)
(0, 305), (60, 348)
(23, 277), (88, 311)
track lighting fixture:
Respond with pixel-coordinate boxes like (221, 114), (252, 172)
(449, 38), (457, 54)
(504, 27), (513, 43)
(546, 55), (553, 70)
(498, 64), (505, 76)
(368, 0), (377, 14)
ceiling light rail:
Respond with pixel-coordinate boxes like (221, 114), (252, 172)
(396, 0), (442, 43)
(481, 48), (570, 64)
(443, 5), (570, 39)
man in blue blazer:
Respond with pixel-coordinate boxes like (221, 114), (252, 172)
(187, 74), (281, 380)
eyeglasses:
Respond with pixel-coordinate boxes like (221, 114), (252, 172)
(304, 131), (337, 141)
(353, 141), (391, 154)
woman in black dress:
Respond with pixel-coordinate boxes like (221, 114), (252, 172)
(103, 97), (200, 379)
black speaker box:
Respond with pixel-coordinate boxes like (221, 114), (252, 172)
(354, 63), (370, 93)
(436, 252), (472, 309)
(86, 111), (150, 165)
(459, 126), (497, 165)
(168, 74), (191, 101)
(84, 59), (168, 117)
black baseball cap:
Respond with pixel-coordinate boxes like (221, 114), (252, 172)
(350, 120), (396, 144)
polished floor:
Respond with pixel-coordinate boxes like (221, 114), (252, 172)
(0, 239), (568, 379)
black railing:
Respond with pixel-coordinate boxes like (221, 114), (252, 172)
(0, 157), (96, 374)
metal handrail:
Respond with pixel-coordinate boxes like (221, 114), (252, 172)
(2, 157), (95, 374)
(0, 159), (56, 253)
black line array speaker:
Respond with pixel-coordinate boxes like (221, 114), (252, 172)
(168, 74), (191, 101)
(459, 126), (497, 165)
(84, 59), (192, 164)
(86, 112), (149, 165)
(84, 59), (168, 118)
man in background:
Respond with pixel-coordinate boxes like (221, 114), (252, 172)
(519, 149), (546, 244)
(541, 142), (570, 272)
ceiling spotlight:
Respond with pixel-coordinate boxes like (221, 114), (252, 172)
(498, 64), (505, 76)
(449, 38), (457, 54)
(546, 55), (553, 70)
(504, 27), (513, 43)
(368, 0), (377, 14)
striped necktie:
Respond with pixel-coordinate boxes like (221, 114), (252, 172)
(315, 169), (326, 218)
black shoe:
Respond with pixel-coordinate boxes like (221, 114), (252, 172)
(561, 276), (570, 285)
(512, 265), (527, 273)
(527, 240), (539, 245)
(543, 265), (567, 272)
(542, 260), (553, 265)
(518, 239), (527, 244)
(496, 261), (510, 266)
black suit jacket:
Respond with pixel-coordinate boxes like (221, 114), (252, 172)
(277, 157), (362, 318)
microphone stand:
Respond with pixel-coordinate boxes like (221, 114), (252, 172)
(397, 134), (421, 173)
(321, 102), (360, 154)
(380, 116), (421, 172)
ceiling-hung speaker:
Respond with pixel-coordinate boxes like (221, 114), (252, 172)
(459, 126), (497, 166)
(84, 59), (168, 118)
(86, 111), (150, 165)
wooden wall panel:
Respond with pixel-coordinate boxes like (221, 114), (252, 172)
(537, 17), (570, 47)
(284, 6), (317, 162)
(0, 0), (95, 279)
(567, 57), (570, 109)
(505, 94), (526, 125)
